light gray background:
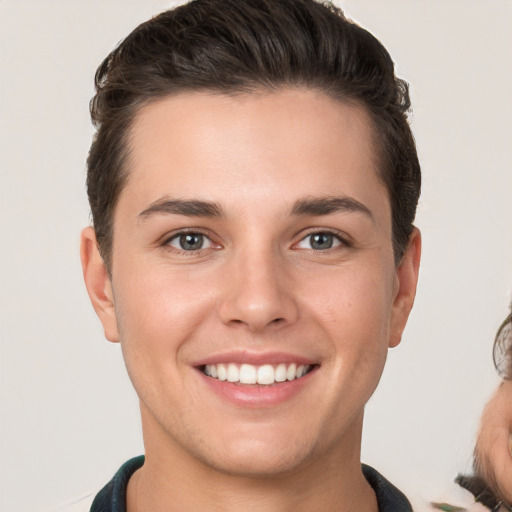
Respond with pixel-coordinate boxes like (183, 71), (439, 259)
(1, 1), (511, 510)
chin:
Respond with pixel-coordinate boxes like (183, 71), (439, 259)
(186, 421), (331, 479)
(201, 443), (313, 479)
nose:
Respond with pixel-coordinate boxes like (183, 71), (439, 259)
(218, 249), (299, 332)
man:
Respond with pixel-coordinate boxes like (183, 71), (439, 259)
(80, 0), (421, 510)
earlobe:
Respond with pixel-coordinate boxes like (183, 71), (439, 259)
(80, 227), (120, 343)
(389, 227), (421, 348)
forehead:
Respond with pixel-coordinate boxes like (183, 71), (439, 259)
(121, 88), (388, 220)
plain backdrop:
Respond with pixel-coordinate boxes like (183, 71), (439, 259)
(1, 1), (511, 510)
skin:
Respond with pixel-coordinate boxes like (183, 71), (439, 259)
(475, 379), (512, 503)
(81, 88), (421, 512)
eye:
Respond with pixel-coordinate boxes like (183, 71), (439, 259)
(167, 232), (214, 251)
(296, 231), (344, 251)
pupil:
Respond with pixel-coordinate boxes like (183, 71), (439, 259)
(180, 233), (203, 250)
(311, 233), (333, 250)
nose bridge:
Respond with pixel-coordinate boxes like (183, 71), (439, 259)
(219, 241), (298, 331)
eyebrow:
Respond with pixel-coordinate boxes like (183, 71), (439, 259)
(137, 198), (223, 220)
(137, 195), (373, 221)
(291, 196), (374, 220)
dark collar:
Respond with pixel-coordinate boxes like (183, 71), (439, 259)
(91, 457), (412, 512)
(362, 463), (413, 512)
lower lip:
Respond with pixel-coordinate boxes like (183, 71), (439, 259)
(197, 368), (317, 408)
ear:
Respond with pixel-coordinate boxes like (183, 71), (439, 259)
(80, 227), (119, 343)
(388, 227), (421, 348)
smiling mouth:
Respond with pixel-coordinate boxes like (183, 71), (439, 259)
(201, 363), (315, 385)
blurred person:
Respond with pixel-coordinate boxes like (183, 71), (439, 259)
(429, 309), (512, 512)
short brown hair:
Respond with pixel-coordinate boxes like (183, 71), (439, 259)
(87, 0), (421, 272)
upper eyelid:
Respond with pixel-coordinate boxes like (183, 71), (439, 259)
(296, 228), (351, 243)
(158, 227), (351, 249)
(162, 228), (215, 244)
(163, 230), (219, 254)
(169, 232), (213, 250)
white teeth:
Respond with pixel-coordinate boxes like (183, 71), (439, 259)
(217, 363), (227, 381)
(286, 363), (297, 381)
(257, 364), (275, 385)
(239, 364), (257, 384)
(203, 362), (312, 385)
(275, 363), (287, 382)
(227, 363), (239, 382)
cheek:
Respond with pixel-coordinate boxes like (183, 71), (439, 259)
(112, 263), (216, 367)
(301, 261), (395, 396)
(112, 267), (220, 413)
(302, 261), (396, 339)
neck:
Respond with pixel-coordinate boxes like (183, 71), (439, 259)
(127, 408), (377, 512)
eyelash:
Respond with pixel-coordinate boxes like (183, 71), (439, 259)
(163, 230), (218, 253)
(162, 228), (351, 254)
(294, 230), (352, 251)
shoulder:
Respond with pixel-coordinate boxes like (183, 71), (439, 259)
(406, 483), (491, 512)
(90, 455), (145, 512)
(362, 464), (414, 511)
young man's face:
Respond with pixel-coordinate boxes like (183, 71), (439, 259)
(83, 88), (420, 477)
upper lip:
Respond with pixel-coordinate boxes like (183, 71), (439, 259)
(192, 350), (317, 367)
